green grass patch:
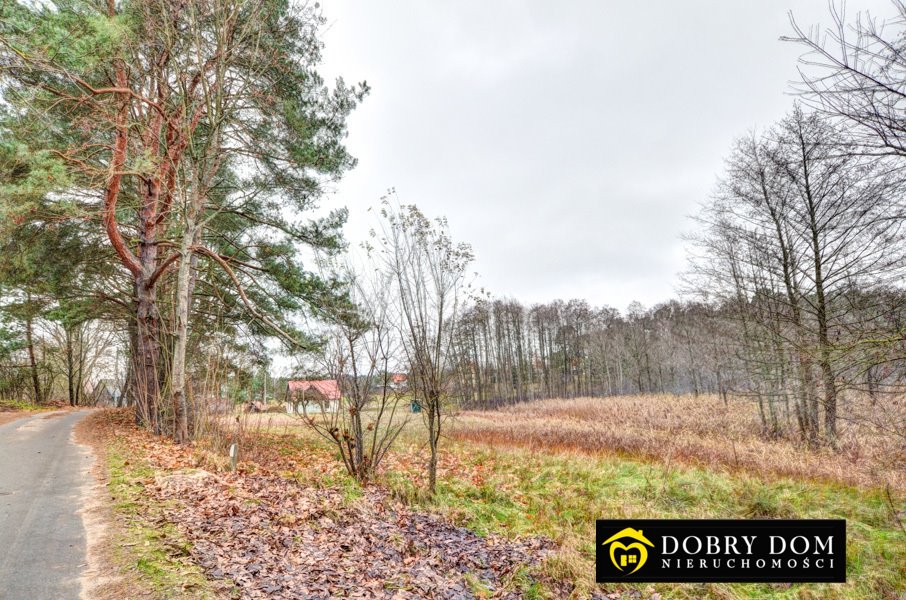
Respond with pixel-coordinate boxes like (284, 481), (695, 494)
(106, 442), (219, 599)
(246, 412), (906, 598)
(0, 398), (52, 412)
(380, 441), (906, 599)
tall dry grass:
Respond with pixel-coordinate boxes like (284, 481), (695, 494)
(452, 394), (906, 490)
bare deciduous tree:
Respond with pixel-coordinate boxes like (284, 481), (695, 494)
(786, 2), (906, 157)
(376, 200), (473, 496)
(688, 106), (904, 444)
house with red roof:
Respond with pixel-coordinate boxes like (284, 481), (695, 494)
(389, 373), (408, 391)
(285, 379), (341, 414)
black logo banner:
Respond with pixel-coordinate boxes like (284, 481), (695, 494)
(596, 519), (846, 583)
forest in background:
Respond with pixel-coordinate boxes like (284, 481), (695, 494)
(1, 0), (906, 454)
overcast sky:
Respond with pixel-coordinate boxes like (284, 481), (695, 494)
(316, 0), (893, 313)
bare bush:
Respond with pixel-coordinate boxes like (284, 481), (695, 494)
(301, 265), (408, 483)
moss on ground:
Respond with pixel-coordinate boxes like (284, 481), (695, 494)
(106, 442), (221, 599)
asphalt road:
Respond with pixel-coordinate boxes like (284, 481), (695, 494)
(0, 411), (93, 600)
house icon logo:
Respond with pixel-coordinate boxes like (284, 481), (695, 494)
(602, 527), (654, 575)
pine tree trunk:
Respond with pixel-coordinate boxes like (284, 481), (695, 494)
(135, 276), (160, 433)
(134, 179), (162, 433)
(75, 327), (84, 406)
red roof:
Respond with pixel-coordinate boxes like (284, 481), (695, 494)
(391, 373), (408, 383)
(287, 379), (341, 401)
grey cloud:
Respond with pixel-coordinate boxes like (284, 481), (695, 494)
(318, 0), (893, 311)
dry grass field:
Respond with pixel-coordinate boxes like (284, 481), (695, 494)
(452, 394), (906, 491)
(214, 394), (906, 598)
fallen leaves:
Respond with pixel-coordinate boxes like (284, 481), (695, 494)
(94, 409), (554, 598)
(149, 471), (552, 599)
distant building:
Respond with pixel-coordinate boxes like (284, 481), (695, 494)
(285, 379), (341, 414)
(91, 380), (123, 407)
(389, 373), (408, 391)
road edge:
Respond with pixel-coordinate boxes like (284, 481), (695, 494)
(73, 410), (129, 600)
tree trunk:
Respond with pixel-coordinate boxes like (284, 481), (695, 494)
(25, 308), (42, 405)
(427, 391), (440, 496)
(133, 177), (163, 433)
(815, 284), (837, 443)
(764, 190), (819, 445)
(802, 162), (837, 444)
(66, 327), (75, 406)
(75, 326), (84, 406)
(170, 221), (196, 443)
(134, 277), (160, 433)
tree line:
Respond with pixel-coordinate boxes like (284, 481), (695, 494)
(451, 298), (729, 405)
(687, 106), (906, 445)
(449, 285), (906, 441)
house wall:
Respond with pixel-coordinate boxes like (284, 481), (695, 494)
(285, 400), (339, 414)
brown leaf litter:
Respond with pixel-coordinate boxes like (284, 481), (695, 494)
(85, 409), (661, 599)
(149, 470), (553, 599)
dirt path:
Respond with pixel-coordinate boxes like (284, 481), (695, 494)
(0, 411), (94, 599)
